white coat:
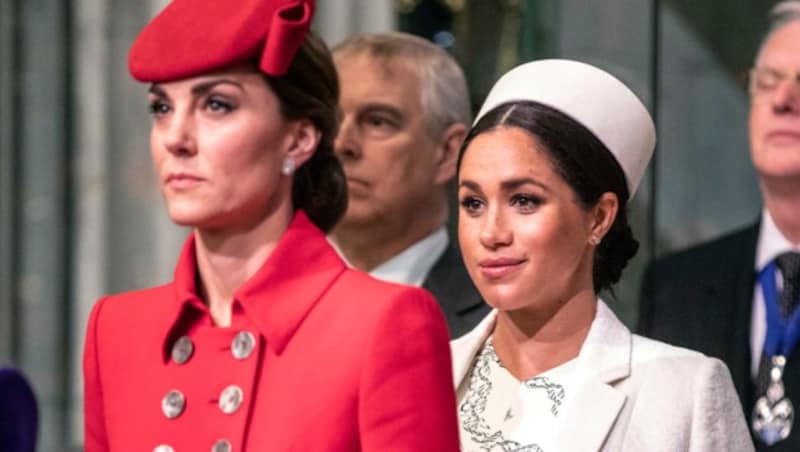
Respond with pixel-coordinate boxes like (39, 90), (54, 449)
(451, 300), (755, 452)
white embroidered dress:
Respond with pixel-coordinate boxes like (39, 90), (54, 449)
(458, 337), (577, 452)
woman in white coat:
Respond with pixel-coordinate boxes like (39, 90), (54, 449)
(452, 59), (755, 452)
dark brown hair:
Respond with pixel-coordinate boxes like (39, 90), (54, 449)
(264, 32), (347, 232)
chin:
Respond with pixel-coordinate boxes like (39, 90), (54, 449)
(755, 162), (800, 181)
(339, 206), (381, 229)
(165, 203), (214, 228)
(477, 284), (530, 312)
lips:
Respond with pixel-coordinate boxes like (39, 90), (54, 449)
(345, 177), (370, 196)
(766, 130), (800, 144)
(478, 257), (527, 279)
(165, 172), (204, 189)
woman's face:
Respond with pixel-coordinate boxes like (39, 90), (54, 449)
(458, 126), (597, 313)
(148, 65), (296, 230)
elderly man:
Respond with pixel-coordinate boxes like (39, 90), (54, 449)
(330, 32), (488, 338)
(639, 2), (800, 450)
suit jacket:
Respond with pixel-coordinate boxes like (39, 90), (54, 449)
(452, 301), (754, 452)
(423, 240), (490, 339)
(640, 222), (800, 451)
(83, 211), (460, 452)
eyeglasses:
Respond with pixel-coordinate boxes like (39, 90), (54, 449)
(747, 66), (800, 96)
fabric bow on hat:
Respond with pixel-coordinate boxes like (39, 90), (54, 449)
(129, 0), (315, 82)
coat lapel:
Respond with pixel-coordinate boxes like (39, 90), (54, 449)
(450, 310), (497, 388)
(554, 381), (626, 451)
(729, 223), (759, 406)
(701, 222), (759, 406)
(554, 301), (631, 451)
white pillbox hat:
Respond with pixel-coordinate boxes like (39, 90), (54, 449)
(475, 59), (656, 197)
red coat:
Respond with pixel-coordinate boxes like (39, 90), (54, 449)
(83, 212), (459, 451)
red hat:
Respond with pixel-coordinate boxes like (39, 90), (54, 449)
(129, 0), (315, 82)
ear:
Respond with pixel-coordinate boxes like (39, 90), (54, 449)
(285, 118), (320, 168)
(587, 192), (619, 246)
(433, 122), (468, 185)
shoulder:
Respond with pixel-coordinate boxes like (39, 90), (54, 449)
(629, 334), (733, 384)
(622, 337), (753, 450)
(330, 268), (445, 326)
(90, 284), (174, 316)
(87, 284), (175, 338)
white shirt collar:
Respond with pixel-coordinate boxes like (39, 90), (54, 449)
(755, 209), (800, 270)
(369, 227), (449, 287)
(329, 227), (449, 287)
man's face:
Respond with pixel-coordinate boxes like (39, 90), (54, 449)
(333, 54), (442, 231)
(749, 21), (800, 181)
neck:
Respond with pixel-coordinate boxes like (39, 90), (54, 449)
(492, 287), (597, 381)
(762, 177), (800, 244)
(332, 196), (446, 272)
(194, 204), (294, 327)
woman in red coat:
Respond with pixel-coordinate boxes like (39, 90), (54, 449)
(82, 1), (459, 450)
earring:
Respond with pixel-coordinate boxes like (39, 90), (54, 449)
(590, 236), (601, 246)
(281, 157), (295, 176)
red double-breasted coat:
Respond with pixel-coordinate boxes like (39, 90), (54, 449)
(83, 212), (459, 451)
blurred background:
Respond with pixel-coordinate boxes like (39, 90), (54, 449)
(0, 0), (773, 449)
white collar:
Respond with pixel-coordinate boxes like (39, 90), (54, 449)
(329, 227), (449, 287)
(755, 209), (800, 271)
(368, 227), (449, 287)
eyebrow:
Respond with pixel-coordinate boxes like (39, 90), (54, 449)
(148, 79), (245, 98)
(357, 102), (403, 121)
(459, 177), (549, 193)
(500, 177), (549, 192)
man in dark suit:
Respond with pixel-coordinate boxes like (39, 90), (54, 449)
(640, 2), (800, 450)
(329, 32), (488, 338)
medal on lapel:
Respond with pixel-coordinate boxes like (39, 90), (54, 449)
(752, 355), (794, 445)
(752, 258), (800, 445)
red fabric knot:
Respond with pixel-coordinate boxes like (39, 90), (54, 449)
(260, 0), (315, 76)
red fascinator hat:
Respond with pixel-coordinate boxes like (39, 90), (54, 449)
(129, 0), (315, 82)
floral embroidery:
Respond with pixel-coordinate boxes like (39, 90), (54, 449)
(459, 341), (566, 452)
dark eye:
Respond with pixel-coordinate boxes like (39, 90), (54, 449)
(511, 194), (541, 213)
(366, 115), (389, 127)
(205, 97), (234, 113)
(361, 113), (398, 138)
(459, 196), (484, 215)
(750, 67), (784, 94)
(148, 100), (171, 116)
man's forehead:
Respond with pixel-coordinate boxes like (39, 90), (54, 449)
(336, 52), (417, 82)
(757, 21), (800, 65)
(335, 54), (422, 111)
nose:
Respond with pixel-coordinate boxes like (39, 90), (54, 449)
(478, 205), (513, 250)
(333, 115), (361, 161)
(771, 77), (800, 115)
(161, 109), (197, 156)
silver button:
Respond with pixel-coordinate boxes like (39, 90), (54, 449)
(171, 336), (194, 365)
(218, 385), (244, 414)
(154, 445), (175, 452)
(212, 439), (232, 452)
(231, 331), (256, 360)
(161, 389), (185, 419)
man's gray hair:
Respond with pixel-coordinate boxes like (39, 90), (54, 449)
(757, 1), (800, 60)
(770, 0), (800, 31)
(333, 32), (471, 138)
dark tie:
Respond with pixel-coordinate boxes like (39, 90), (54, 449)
(776, 251), (800, 318)
(756, 251), (800, 394)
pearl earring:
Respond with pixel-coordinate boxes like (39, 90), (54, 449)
(281, 157), (295, 176)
